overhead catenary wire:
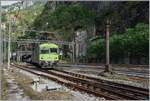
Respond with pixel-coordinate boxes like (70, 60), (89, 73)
(3, 38), (74, 45)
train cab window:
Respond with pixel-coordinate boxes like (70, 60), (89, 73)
(50, 48), (58, 53)
(40, 49), (49, 54)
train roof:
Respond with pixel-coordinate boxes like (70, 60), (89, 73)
(40, 43), (58, 48)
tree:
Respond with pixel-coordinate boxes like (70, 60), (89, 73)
(49, 4), (96, 40)
(87, 23), (149, 64)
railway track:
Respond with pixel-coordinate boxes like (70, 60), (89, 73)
(48, 69), (149, 100)
(11, 63), (149, 100)
(59, 64), (149, 78)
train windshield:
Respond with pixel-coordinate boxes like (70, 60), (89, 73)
(50, 48), (58, 53)
(40, 49), (49, 54)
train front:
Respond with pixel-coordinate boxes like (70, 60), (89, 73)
(39, 43), (59, 68)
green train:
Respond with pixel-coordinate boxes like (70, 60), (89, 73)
(31, 43), (60, 68)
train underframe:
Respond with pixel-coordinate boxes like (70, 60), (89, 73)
(39, 60), (59, 68)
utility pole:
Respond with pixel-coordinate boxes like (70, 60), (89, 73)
(8, 16), (11, 69)
(0, 1), (2, 99)
(0, 0), (2, 66)
(3, 31), (6, 63)
(72, 42), (75, 63)
(105, 19), (111, 72)
(72, 31), (76, 64)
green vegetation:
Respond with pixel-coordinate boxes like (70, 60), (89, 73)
(2, 1), (149, 65)
(87, 23), (149, 64)
(2, 1), (45, 39)
(30, 4), (96, 40)
(28, 1), (148, 42)
(1, 2), (45, 57)
(16, 2), (150, 65)
(1, 13), (7, 23)
(51, 4), (95, 40)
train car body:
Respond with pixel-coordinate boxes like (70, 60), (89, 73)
(31, 43), (59, 67)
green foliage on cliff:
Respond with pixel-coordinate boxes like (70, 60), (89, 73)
(2, 1), (44, 39)
(28, 1), (148, 41)
(30, 3), (96, 40)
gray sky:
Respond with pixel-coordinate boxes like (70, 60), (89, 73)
(1, 0), (21, 6)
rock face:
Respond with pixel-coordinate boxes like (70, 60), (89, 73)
(78, 1), (149, 36)
(95, 1), (149, 35)
(54, 1), (148, 35)
(75, 30), (87, 60)
(38, 1), (148, 38)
